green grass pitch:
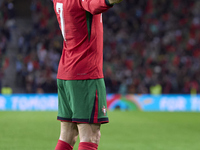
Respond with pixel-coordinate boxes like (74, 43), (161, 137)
(0, 111), (200, 150)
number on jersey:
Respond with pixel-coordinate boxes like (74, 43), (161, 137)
(56, 3), (66, 41)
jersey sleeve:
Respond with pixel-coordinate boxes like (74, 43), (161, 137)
(80, 0), (113, 15)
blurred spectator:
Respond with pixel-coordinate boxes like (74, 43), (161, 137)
(1, 85), (12, 94)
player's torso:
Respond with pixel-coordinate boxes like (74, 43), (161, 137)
(52, 0), (104, 80)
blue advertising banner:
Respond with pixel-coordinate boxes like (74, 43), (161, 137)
(0, 94), (58, 111)
(106, 94), (200, 112)
(0, 94), (200, 111)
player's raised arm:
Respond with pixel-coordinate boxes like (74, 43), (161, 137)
(80, 0), (122, 15)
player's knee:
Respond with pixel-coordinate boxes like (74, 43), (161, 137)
(71, 127), (79, 145)
(96, 130), (101, 143)
(91, 130), (101, 144)
(79, 129), (101, 144)
(60, 122), (78, 146)
(72, 134), (79, 145)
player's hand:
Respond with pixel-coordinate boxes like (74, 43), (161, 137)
(108, 0), (123, 4)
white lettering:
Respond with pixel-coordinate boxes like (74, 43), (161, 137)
(12, 96), (19, 110)
(191, 97), (200, 111)
(11, 96), (58, 111)
(18, 97), (29, 111)
(0, 96), (6, 110)
(159, 97), (186, 111)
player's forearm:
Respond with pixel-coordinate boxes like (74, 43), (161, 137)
(107, 0), (123, 4)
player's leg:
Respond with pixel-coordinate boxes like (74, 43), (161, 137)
(56, 79), (108, 150)
(55, 79), (78, 150)
(72, 79), (108, 150)
(55, 122), (79, 150)
(77, 123), (101, 150)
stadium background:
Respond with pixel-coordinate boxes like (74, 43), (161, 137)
(0, 0), (200, 150)
(1, 0), (200, 94)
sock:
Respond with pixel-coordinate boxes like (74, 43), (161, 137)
(55, 140), (73, 150)
(78, 142), (98, 150)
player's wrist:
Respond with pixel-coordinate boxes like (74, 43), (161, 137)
(105, 0), (114, 7)
(107, 0), (123, 4)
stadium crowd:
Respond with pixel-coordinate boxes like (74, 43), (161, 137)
(0, 0), (15, 92)
(103, 0), (200, 94)
(13, 0), (200, 94)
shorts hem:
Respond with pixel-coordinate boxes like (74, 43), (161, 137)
(57, 116), (109, 124)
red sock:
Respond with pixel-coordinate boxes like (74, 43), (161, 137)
(55, 140), (73, 150)
(78, 142), (98, 150)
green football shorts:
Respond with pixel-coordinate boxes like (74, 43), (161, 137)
(57, 78), (109, 124)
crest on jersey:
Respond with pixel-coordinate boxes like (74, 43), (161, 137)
(102, 106), (107, 116)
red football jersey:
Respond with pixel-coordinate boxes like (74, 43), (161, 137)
(52, 0), (113, 80)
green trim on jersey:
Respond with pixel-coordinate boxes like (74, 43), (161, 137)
(86, 11), (93, 40)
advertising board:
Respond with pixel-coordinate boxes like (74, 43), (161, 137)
(0, 94), (200, 111)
